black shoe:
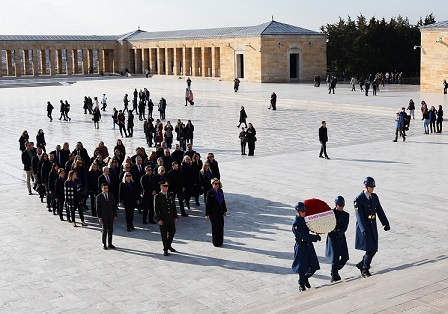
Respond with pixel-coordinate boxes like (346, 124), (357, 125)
(331, 275), (341, 283)
(362, 270), (372, 278)
(108, 244), (116, 249)
(131, 225), (135, 230)
(403, 137), (406, 142)
(319, 155), (324, 158)
(127, 228), (131, 232)
(48, 209), (52, 212)
(299, 285), (306, 292)
(325, 156), (330, 160)
(163, 250), (169, 256)
(29, 191), (32, 195)
(103, 245), (107, 250)
(356, 261), (363, 274)
(168, 247), (176, 252)
(195, 200), (200, 206)
(392, 140), (397, 142)
(181, 213), (189, 217)
(304, 278), (311, 289)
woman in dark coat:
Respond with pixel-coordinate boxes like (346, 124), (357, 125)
(54, 168), (67, 221)
(436, 105), (443, 133)
(60, 142), (70, 169)
(246, 123), (257, 156)
(237, 106), (247, 128)
(205, 178), (227, 247)
(48, 163), (59, 214)
(199, 162), (213, 203)
(181, 155), (195, 209)
(92, 107), (101, 129)
(64, 170), (87, 227)
(191, 153), (203, 206)
(127, 110), (135, 137)
(114, 139), (126, 157)
(87, 163), (101, 216)
(119, 172), (139, 232)
(19, 130), (29, 151)
(36, 129), (46, 152)
(73, 159), (88, 211)
(37, 153), (51, 203)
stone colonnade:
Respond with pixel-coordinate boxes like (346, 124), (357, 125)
(0, 47), (116, 77)
(128, 46), (221, 78)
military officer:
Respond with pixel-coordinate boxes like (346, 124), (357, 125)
(326, 196), (349, 282)
(354, 177), (390, 277)
(291, 202), (321, 292)
(154, 180), (178, 256)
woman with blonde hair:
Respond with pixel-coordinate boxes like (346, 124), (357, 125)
(119, 172), (139, 232)
(64, 170), (87, 227)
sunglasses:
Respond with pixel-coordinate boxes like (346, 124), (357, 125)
(213, 182), (219, 186)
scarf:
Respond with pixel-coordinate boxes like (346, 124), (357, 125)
(212, 188), (224, 205)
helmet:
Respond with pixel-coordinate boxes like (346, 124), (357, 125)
(295, 202), (306, 212)
(363, 176), (376, 188)
(334, 196), (345, 207)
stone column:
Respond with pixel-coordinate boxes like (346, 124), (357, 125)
(157, 48), (163, 75)
(174, 48), (180, 75)
(191, 47), (197, 76)
(143, 48), (149, 74)
(73, 50), (79, 74)
(150, 48), (157, 74)
(32, 50), (39, 76)
(135, 49), (142, 74)
(57, 49), (63, 74)
(6, 50), (13, 76)
(23, 50), (30, 75)
(66, 49), (73, 75)
(14, 49), (22, 77)
(0, 52), (3, 77)
(202, 47), (211, 77)
(212, 47), (220, 77)
(82, 49), (88, 74)
(88, 49), (94, 73)
(98, 49), (104, 74)
(40, 50), (46, 75)
(49, 49), (56, 76)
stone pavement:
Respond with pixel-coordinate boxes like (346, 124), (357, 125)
(1, 76), (448, 313)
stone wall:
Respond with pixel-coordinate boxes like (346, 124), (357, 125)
(420, 28), (448, 93)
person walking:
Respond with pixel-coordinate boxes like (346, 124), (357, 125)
(350, 77), (357, 91)
(407, 99), (415, 120)
(237, 106), (247, 128)
(186, 77), (192, 92)
(436, 105), (443, 133)
(59, 100), (67, 121)
(96, 183), (118, 250)
(239, 127), (247, 155)
(92, 107), (101, 129)
(291, 202), (321, 292)
(246, 123), (256, 156)
(21, 141), (36, 195)
(269, 92), (277, 110)
(46, 101), (54, 121)
(64, 100), (71, 121)
(127, 110), (135, 137)
(205, 178), (227, 247)
(443, 79), (447, 94)
(319, 121), (330, 159)
(101, 93), (107, 111)
(154, 180), (178, 256)
(354, 177), (390, 278)
(325, 196), (349, 283)
(234, 78), (240, 92)
(117, 110), (128, 138)
(393, 112), (405, 142)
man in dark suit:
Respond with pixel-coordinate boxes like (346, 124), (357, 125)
(154, 180), (178, 256)
(96, 183), (118, 250)
(50, 145), (63, 167)
(130, 156), (145, 213)
(319, 121), (330, 159)
(98, 167), (117, 204)
(21, 142), (36, 195)
(141, 166), (157, 224)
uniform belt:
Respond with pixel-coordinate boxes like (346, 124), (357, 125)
(367, 214), (376, 219)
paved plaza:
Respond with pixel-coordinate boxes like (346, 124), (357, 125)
(1, 76), (448, 313)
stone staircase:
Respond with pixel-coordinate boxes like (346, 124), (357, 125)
(239, 251), (448, 313)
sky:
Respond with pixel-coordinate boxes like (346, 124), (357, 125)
(2, 0), (447, 35)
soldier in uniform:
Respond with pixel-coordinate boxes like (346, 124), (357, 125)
(354, 177), (390, 277)
(326, 196), (349, 282)
(154, 180), (178, 256)
(291, 202), (321, 292)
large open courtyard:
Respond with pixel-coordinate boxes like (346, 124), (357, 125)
(1, 76), (448, 313)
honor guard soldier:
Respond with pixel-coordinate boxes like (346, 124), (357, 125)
(154, 180), (178, 256)
(354, 177), (390, 277)
(326, 196), (349, 282)
(291, 202), (321, 292)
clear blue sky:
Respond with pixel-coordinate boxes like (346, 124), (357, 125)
(2, 0), (446, 35)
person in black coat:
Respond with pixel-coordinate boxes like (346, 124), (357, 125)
(127, 110), (135, 137)
(185, 120), (194, 146)
(48, 163), (59, 215)
(141, 166), (157, 224)
(181, 156), (195, 211)
(154, 180), (178, 256)
(54, 168), (67, 221)
(130, 156), (145, 212)
(325, 196), (349, 282)
(98, 167), (117, 206)
(246, 123), (256, 156)
(237, 106), (247, 128)
(205, 178), (227, 247)
(119, 172), (139, 232)
(319, 121), (329, 159)
(19, 130), (29, 151)
(87, 163), (102, 216)
(21, 141), (35, 194)
(72, 142), (90, 168)
(206, 153), (220, 180)
(167, 162), (188, 217)
(96, 183), (118, 250)
(36, 129), (46, 152)
(269, 92), (277, 110)
(47, 101), (54, 121)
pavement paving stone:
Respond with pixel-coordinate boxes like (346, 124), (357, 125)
(1, 76), (448, 312)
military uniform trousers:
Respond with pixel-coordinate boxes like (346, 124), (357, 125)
(159, 223), (176, 251)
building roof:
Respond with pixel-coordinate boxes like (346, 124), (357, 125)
(420, 20), (448, 29)
(128, 20), (323, 41)
(0, 35), (119, 41)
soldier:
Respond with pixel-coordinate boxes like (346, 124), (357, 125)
(326, 196), (349, 283)
(291, 202), (321, 292)
(154, 180), (178, 256)
(354, 177), (390, 278)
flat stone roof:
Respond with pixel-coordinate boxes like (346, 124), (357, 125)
(0, 35), (120, 41)
(420, 20), (448, 28)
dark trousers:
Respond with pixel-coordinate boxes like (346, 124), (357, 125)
(437, 119), (443, 133)
(119, 124), (128, 137)
(47, 111), (53, 120)
(56, 199), (65, 219)
(362, 251), (377, 270)
(159, 223), (176, 251)
(128, 126), (133, 137)
(70, 204), (84, 222)
(102, 218), (114, 246)
(248, 141), (255, 156)
(59, 111), (67, 120)
(394, 127), (405, 141)
(240, 142), (246, 155)
(237, 121), (247, 128)
(125, 206), (134, 229)
(173, 190), (186, 214)
(298, 264), (317, 285)
(142, 195), (155, 223)
(319, 142), (328, 157)
(210, 215), (224, 247)
(89, 192), (97, 216)
(430, 121), (436, 133)
(148, 108), (153, 118)
(331, 255), (349, 278)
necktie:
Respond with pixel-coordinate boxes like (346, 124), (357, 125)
(106, 176), (110, 184)
(57, 153), (60, 164)
(105, 194), (108, 201)
(138, 165), (141, 172)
